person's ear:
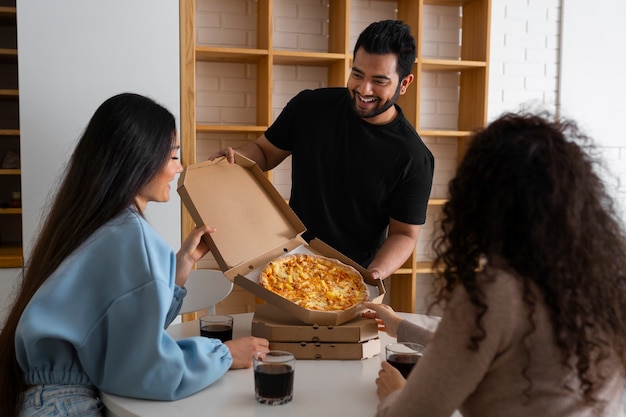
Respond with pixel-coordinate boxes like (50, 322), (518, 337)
(399, 74), (414, 95)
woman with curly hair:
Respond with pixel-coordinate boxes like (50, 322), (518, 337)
(364, 111), (626, 416)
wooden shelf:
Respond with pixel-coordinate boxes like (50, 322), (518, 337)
(0, 89), (19, 99)
(421, 58), (487, 71)
(196, 125), (268, 134)
(416, 261), (437, 274)
(0, 48), (17, 63)
(0, 169), (20, 175)
(419, 130), (473, 138)
(0, 245), (23, 268)
(425, 0), (477, 5)
(272, 50), (346, 66)
(196, 46), (269, 62)
(195, 47), (348, 66)
(0, 6), (16, 19)
(429, 198), (447, 206)
(396, 262), (438, 274)
(0, 129), (19, 136)
(0, 3), (23, 269)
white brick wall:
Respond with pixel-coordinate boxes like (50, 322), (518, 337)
(349, 1), (397, 49)
(421, 5), (462, 59)
(196, 0), (257, 47)
(488, 0), (626, 226)
(273, 0), (329, 51)
(488, 0), (561, 119)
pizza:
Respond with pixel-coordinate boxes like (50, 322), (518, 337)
(258, 253), (370, 311)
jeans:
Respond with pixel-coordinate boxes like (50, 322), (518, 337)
(20, 385), (103, 417)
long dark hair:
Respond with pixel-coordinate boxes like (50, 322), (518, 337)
(432, 111), (626, 404)
(0, 93), (176, 417)
(353, 19), (416, 79)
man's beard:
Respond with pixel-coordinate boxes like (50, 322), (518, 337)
(350, 81), (402, 119)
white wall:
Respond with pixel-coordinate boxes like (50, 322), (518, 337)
(16, 0), (182, 266)
(487, 0), (561, 119)
(560, 1), (626, 147)
(560, 0), (626, 221)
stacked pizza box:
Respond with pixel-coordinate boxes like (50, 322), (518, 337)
(251, 304), (380, 360)
(178, 155), (385, 359)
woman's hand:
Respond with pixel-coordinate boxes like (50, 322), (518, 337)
(376, 361), (406, 401)
(175, 225), (215, 287)
(362, 302), (403, 338)
(224, 336), (270, 369)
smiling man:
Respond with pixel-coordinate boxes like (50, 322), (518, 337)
(212, 20), (434, 281)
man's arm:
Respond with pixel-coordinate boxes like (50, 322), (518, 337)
(367, 218), (420, 280)
(209, 135), (291, 171)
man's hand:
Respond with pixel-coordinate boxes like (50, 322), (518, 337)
(208, 146), (236, 163)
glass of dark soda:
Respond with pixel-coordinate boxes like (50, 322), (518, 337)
(199, 315), (233, 343)
(253, 350), (295, 405)
(385, 342), (425, 379)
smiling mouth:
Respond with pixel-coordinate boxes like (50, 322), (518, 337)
(354, 93), (380, 111)
(357, 93), (378, 104)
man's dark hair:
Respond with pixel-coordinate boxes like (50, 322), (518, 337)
(353, 20), (416, 79)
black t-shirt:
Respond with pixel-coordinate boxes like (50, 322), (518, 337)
(265, 87), (434, 267)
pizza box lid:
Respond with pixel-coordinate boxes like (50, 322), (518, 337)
(177, 155), (385, 326)
(251, 304), (379, 343)
(268, 338), (381, 360)
(177, 155), (306, 269)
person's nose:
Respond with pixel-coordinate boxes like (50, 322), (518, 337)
(357, 79), (375, 96)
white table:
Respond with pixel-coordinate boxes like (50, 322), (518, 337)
(102, 312), (454, 417)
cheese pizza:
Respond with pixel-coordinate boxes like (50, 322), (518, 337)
(258, 253), (370, 311)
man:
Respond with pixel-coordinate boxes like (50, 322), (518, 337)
(212, 20), (434, 280)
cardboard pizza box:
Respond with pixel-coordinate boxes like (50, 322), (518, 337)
(177, 155), (385, 326)
(251, 304), (379, 343)
(268, 339), (381, 360)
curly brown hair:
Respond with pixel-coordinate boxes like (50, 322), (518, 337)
(431, 111), (626, 404)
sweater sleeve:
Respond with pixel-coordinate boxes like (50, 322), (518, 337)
(79, 279), (232, 400)
(77, 215), (233, 400)
(396, 320), (434, 346)
(164, 285), (187, 327)
(375, 284), (511, 417)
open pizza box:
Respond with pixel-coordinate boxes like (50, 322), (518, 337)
(177, 154), (385, 326)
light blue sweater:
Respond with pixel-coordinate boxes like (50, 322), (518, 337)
(15, 208), (232, 400)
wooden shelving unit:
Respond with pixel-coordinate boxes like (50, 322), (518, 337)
(0, 2), (22, 268)
(179, 0), (490, 312)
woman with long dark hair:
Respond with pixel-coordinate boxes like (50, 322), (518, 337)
(364, 112), (626, 416)
(0, 93), (268, 417)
